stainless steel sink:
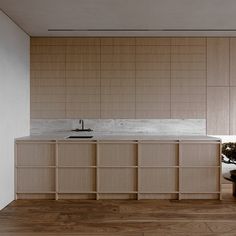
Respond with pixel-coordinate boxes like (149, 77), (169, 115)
(66, 135), (93, 139)
(71, 128), (93, 132)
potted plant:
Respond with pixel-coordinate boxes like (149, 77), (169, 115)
(222, 142), (236, 179)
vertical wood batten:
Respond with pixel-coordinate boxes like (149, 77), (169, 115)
(137, 141), (141, 200)
(96, 141), (99, 200)
(55, 142), (58, 200)
(178, 141), (182, 200)
(219, 140), (223, 200)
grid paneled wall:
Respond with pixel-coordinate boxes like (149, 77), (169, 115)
(31, 37), (208, 119)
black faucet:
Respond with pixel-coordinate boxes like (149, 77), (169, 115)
(79, 119), (85, 130)
(72, 119), (93, 132)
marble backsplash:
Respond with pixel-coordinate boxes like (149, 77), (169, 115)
(31, 119), (206, 136)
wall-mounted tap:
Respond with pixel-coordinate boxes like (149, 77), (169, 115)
(79, 119), (85, 130)
(72, 119), (93, 132)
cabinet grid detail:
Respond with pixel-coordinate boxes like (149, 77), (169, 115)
(15, 140), (222, 200)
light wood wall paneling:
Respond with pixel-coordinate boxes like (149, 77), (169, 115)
(30, 38), (66, 118)
(30, 37), (233, 136)
(30, 37), (67, 46)
(135, 38), (171, 118)
(207, 87), (230, 135)
(66, 38), (101, 118)
(230, 87), (236, 134)
(230, 38), (236, 86)
(207, 38), (230, 86)
(171, 38), (206, 118)
(101, 38), (135, 118)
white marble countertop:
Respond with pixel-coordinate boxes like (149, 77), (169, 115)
(15, 131), (221, 142)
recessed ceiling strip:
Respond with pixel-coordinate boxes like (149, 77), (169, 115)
(48, 29), (236, 32)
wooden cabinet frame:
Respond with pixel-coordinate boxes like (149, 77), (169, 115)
(15, 139), (222, 200)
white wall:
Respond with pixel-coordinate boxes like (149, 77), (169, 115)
(0, 10), (30, 210)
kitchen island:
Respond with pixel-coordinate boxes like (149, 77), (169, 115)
(15, 134), (221, 200)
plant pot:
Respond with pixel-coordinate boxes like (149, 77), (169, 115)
(230, 169), (236, 180)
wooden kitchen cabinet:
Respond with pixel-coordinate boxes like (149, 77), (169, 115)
(180, 142), (221, 199)
(207, 87), (230, 135)
(207, 38), (230, 86)
(15, 138), (221, 200)
(16, 142), (56, 199)
(138, 142), (179, 199)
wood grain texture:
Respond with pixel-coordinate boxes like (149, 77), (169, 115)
(30, 40), (66, 118)
(140, 168), (178, 193)
(66, 38), (101, 118)
(207, 38), (230, 86)
(98, 143), (137, 166)
(58, 143), (96, 166)
(139, 143), (178, 166)
(207, 87), (230, 135)
(181, 143), (220, 166)
(230, 38), (236, 86)
(181, 168), (220, 192)
(17, 168), (55, 193)
(16, 141), (221, 200)
(30, 37), (234, 125)
(101, 38), (135, 118)
(17, 143), (55, 166)
(99, 168), (137, 192)
(171, 38), (206, 118)
(136, 38), (171, 118)
(230, 87), (236, 134)
(58, 168), (96, 192)
(0, 194), (236, 235)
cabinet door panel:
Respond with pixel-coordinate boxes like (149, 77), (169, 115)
(140, 168), (178, 192)
(99, 143), (137, 166)
(181, 168), (219, 192)
(17, 168), (55, 192)
(230, 38), (236, 85)
(139, 143), (178, 166)
(207, 87), (229, 135)
(181, 143), (220, 166)
(207, 38), (229, 86)
(17, 143), (55, 166)
(58, 168), (96, 192)
(58, 143), (96, 166)
(99, 168), (137, 192)
(230, 87), (236, 134)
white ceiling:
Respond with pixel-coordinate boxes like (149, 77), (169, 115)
(1, 0), (236, 36)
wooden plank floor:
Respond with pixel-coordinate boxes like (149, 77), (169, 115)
(0, 185), (236, 236)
